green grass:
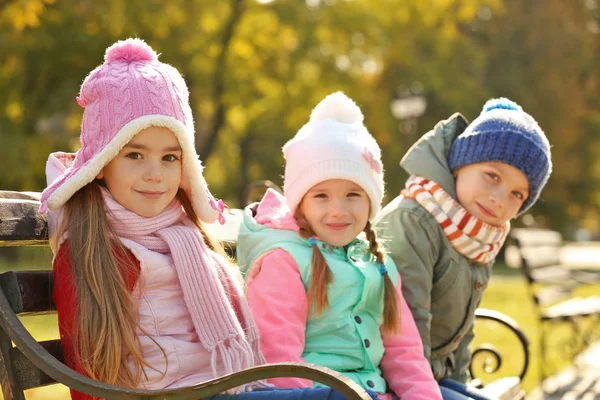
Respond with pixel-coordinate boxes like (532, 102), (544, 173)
(2, 253), (598, 398)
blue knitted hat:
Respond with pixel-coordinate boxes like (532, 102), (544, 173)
(448, 98), (552, 216)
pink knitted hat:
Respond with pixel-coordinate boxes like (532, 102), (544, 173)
(283, 92), (384, 219)
(39, 38), (224, 224)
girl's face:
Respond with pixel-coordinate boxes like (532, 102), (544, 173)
(299, 179), (370, 247)
(97, 126), (182, 218)
(455, 161), (529, 226)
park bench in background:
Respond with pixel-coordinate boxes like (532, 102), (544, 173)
(506, 228), (600, 379)
(0, 190), (530, 399)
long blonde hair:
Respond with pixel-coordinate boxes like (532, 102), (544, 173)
(294, 210), (400, 335)
(57, 181), (225, 387)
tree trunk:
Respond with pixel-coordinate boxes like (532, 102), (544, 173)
(198, 0), (247, 161)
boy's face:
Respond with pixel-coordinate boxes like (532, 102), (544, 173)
(97, 126), (182, 218)
(299, 179), (370, 247)
(454, 161), (529, 226)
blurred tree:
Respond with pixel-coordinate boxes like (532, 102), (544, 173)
(1, 0), (599, 236)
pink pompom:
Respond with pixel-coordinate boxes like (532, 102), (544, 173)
(104, 38), (158, 63)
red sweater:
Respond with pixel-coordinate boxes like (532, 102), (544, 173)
(53, 241), (140, 400)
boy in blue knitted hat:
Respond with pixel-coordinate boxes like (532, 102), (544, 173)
(374, 98), (552, 400)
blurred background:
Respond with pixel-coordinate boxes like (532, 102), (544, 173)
(2, 0), (600, 237)
(2, 1), (600, 397)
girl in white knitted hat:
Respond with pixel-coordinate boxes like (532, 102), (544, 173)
(237, 92), (442, 400)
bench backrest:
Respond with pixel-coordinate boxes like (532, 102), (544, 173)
(509, 228), (574, 307)
(0, 191), (374, 399)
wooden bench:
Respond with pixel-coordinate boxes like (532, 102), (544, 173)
(0, 190), (530, 399)
(506, 228), (600, 379)
(0, 191), (371, 399)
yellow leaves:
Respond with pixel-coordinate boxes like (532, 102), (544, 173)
(208, 43), (221, 58)
(6, 101), (23, 123)
(254, 75), (282, 98)
(441, 20), (459, 41)
(395, 0), (504, 30)
(567, 203), (580, 218)
(164, 2), (187, 25)
(65, 111), (83, 134)
(201, 12), (221, 34)
(231, 39), (255, 60)
(85, 21), (100, 36)
(281, 27), (299, 52)
(297, 60), (322, 85)
(456, 1), (479, 21)
(1, 0), (54, 31)
(394, 7), (411, 25)
(227, 106), (248, 131)
(316, 25), (334, 43)
(1, 55), (19, 81)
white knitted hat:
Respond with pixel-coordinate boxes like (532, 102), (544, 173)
(283, 92), (384, 219)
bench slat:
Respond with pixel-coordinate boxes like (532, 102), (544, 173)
(543, 296), (600, 319)
(477, 377), (523, 400)
(10, 339), (62, 390)
(536, 286), (574, 306)
(0, 271), (55, 314)
(530, 265), (574, 284)
(511, 228), (562, 247)
(0, 198), (48, 245)
(518, 247), (561, 269)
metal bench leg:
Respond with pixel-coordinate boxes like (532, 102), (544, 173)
(540, 321), (550, 381)
(582, 314), (600, 348)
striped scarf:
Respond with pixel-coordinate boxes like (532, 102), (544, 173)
(403, 175), (509, 264)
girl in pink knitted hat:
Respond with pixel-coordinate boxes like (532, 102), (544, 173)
(40, 39), (371, 400)
(237, 92), (442, 400)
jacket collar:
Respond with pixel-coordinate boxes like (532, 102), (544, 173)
(400, 113), (469, 201)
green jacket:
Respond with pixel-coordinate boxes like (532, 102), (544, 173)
(373, 113), (493, 383)
(237, 201), (399, 393)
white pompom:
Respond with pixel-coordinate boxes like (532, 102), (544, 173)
(310, 92), (364, 124)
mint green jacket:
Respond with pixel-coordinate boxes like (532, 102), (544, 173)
(374, 114), (494, 383)
(238, 206), (399, 393)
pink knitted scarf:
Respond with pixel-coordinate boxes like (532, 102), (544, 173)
(101, 190), (266, 391)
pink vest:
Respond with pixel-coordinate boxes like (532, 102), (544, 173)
(121, 238), (227, 389)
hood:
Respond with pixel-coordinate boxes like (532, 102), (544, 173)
(237, 189), (307, 275)
(45, 152), (76, 253)
(253, 188), (300, 232)
(400, 113), (469, 200)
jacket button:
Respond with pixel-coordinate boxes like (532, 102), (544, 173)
(364, 339), (370, 348)
(354, 316), (362, 324)
(474, 280), (483, 290)
(366, 380), (375, 388)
